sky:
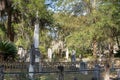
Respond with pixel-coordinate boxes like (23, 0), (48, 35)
(45, 0), (87, 15)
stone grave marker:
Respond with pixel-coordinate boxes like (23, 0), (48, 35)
(93, 64), (101, 80)
(117, 69), (120, 79)
(79, 60), (88, 75)
(71, 50), (76, 62)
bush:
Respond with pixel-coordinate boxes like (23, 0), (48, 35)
(0, 41), (17, 61)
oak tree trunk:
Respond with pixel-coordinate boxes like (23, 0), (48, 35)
(7, 8), (14, 42)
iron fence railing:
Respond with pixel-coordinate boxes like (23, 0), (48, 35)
(0, 61), (120, 80)
(2, 69), (120, 80)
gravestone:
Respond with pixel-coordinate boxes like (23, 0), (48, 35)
(93, 64), (101, 80)
(71, 50), (76, 62)
(28, 11), (40, 80)
(66, 48), (69, 61)
(79, 54), (82, 60)
(117, 69), (120, 79)
(111, 61), (115, 72)
(0, 65), (4, 80)
(17, 46), (25, 61)
(110, 60), (115, 71)
(79, 60), (88, 75)
(48, 48), (52, 62)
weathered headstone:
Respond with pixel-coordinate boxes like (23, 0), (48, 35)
(17, 46), (25, 61)
(93, 64), (101, 80)
(71, 50), (76, 62)
(80, 60), (88, 75)
(48, 48), (52, 62)
(79, 54), (82, 60)
(111, 61), (115, 72)
(117, 69), (120, 79)
(66, 48), (69, 60)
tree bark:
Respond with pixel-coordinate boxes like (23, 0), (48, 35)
(93, 39), (97, 58)
(7, 8), (14, 42)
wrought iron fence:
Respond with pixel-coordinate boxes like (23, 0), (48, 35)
(0, 61), (120, 80)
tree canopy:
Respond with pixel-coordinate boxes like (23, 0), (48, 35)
(0, 0), (120, 58)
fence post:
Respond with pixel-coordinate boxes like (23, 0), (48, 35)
(29, 45), (35, 80)
(58, 65), (64, 80)
(0, 65), (4, 80)
(93, 64), (101, 80)
(79, 60), (88, 75)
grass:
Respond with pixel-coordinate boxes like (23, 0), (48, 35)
(37, 72), (94, 80)
(4, 68), (118, 80)
(4, 72), (94, 80)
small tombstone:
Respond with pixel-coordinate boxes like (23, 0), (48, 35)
(71, 50), (76, 62)
(0, 65), (4, 80)
(80, 60), (88, 75)
(66, 48), (69, 60)
(18, 46), (25, 61)
(117, 69), (120, 79)
(48, 48), (52, 62)
(111, 61), (115, 72)
(79, 54), (82, 60)
(93, 64), (101, 80)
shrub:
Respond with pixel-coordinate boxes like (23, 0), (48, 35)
(0, 41), (17, 61)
